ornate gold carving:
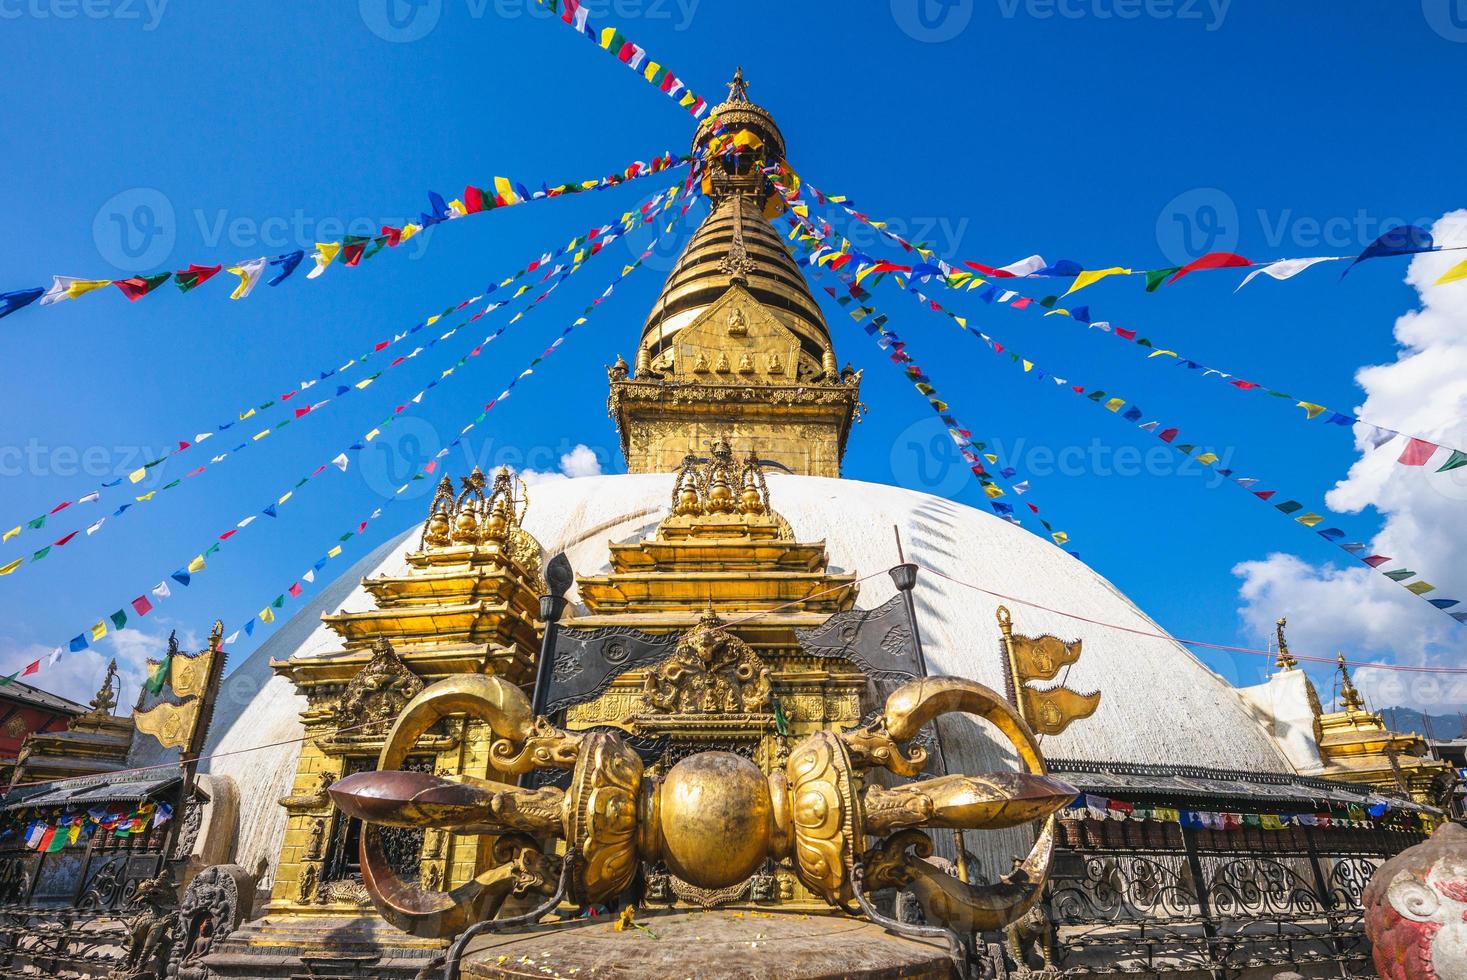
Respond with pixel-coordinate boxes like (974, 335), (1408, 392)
(489, 716), (584, 775)
(862, 828), (933, 892)
(644, 608), (772, 715)
(565, 732), (642, 904)
(841, 719), (928, 778)
(337, 638), (425, 731)
(331, 673), (1076, 939)
(168, 644), (214, 700)
(787, 731), (863, 907)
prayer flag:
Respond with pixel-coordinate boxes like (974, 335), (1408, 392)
(1435, 255), (1467, 286)
(1234, 256), (1339, 291)
(1398, 438), (1438, 466)
(1344, 225), (1434, 277)
(1064, 267), (1130, 295)
(113, 273), (172, 301)
(1167, 252), (1252, 285)
(227, 257), (268, 300)
(307, 243), (342, 279)
(0, 287), (44, 319)
(174, 264), (223, 293)
(41, 276), (112, 305)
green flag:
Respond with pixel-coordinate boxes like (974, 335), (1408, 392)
(773, 699), (790, 737)
(1437, 449), (1467, 473)
(1145, 267), (1180, 292)
(144, 655), (171, 696)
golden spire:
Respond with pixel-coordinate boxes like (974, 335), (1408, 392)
(727, 65), (750, 103)
(1337, 652), (1366, 713)
(1274, 617), (1298, 671)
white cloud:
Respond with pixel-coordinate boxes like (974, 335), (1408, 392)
(0, 621), (194, 714)
(518, 444), (606, 486)
(1233, 211), (1467, 713)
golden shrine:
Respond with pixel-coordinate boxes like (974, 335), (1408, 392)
(223, 70), (1085, 978)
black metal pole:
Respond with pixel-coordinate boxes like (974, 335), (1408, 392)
(529, 553), (575, 719)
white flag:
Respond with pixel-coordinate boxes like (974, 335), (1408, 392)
(227, 257), (268, 300)
(152, 581), (171, 600)
(1234, 256), (1341, 291)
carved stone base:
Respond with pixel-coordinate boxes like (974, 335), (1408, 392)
(458, 910), (956, 979)
(200, 913), (448, 979)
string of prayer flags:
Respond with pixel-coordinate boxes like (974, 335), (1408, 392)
(773, 166), (1467, 474)
(0, 183), (685, 579)
(532, 0), (709, 119)
(7, 190), (691, 687)
(0, 152), (688, 322)
(0, 183), (684, 551)
(864, 242), (1467, 627)
(783, 211), (1078, 554)
(1064, 792), (1412, 832)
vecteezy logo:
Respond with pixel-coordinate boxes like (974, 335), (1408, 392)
(1423, 0), (1467, 41)
(360, 0), (442, 43)
(889, 416), (970, 498)
(358, 417), (443, 500)
(1154, 187), (1239, 268)
(93, 188), (175, 271)
(890, 0), (973, 42)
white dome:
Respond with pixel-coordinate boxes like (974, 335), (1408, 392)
(200, 473), (1294, 885)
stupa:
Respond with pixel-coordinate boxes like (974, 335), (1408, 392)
(176, 71), (1443, 979)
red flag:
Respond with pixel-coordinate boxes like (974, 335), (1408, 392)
(289, 582), (303, 598)
(1167, 252), (1252, 285)
(381, 225), (403, 247)
(464, 185), (484, 214)
(20, 660), (39, 677)
(1397, 438), (1439, 466)
(1158, 428), (1179, 443)
(1363, 555), (1393, 568)
(50, 501), (71, 514)
(53, 532), (77, 547)
(131, 595), (153, 616)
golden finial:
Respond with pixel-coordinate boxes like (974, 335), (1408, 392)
(210, 620), (225, 647)
(635, 343), (652, 377)
(727, 66), (750, 103)
(822, 344), (839, 378)
(1337, 652), (1365, 712)
(1274, 617), (1297, 671)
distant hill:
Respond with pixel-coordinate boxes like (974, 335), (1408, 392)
(1377, 707), (1466, 741)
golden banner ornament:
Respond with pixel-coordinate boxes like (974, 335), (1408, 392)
(169, 649), (214, 700)
(133, 697), (202, 750)
(1019, 685), (1102, 737)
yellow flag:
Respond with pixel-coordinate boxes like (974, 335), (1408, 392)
(494, 176), (519, 205)
(1407, 580), (1436, 595)
(128, 467), (147, 484)
(2, 527), (20, 542)
(327, 545), (342, 558)
(1296, 401), (1327, 420)
(0, 558), (21, 576)
(1434, 255), (1467, 286)
(1064, 267), (1131, 296)
(447, 199), (467, 217)
(135, 491), (156, 502)
(425, 314), (441, 326)
(239, 408), (255, 421)
(399, 223), (421, 242)
(983, 484), (1005, 499)
(91, 621), (107, 641)
(1295, 513), (1324, 528)
(1105, 397), (1125, 412)
(259, 607), (275, 624)
(252, 429), (270, 441)
(187, 554), (206, 573)
(67, 279), (113, 299)
(277, 492), (292, 505)
(1196, 452), (1219, 465)
(365, 428), (381, 441)
(1051, 531), (1070, 545)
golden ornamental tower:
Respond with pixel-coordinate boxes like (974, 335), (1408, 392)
(609, 69), (861, 477)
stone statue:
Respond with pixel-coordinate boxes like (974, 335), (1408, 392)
(1364, 822), (1467, 980)
(112, 867), (179, 980)
(298, 864), (317, 904)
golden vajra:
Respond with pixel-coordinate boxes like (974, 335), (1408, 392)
(329, 673), (1076, 939)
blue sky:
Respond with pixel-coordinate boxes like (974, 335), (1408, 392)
(1, 2), (1464, 709)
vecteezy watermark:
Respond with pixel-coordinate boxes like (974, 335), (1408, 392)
(1422, 0), (1467, 42)
(93, 187), (437, 272)
(1155, 188), (1238, 269)
(357, 419), (616, 500)
(888, 416), (1236, 497)
(1157, 187), (1442, 267)
(841, 215), (971, 258)
(0, 439), (173, 485)
(0, 0), (168, 30)
(93, 188), (176, 272)
(889, 0), (974, 42)
(360, 0), (698, 43)
(994, 0), (1230, 30)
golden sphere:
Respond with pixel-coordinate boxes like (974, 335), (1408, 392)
(658, 752), (771, 889)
